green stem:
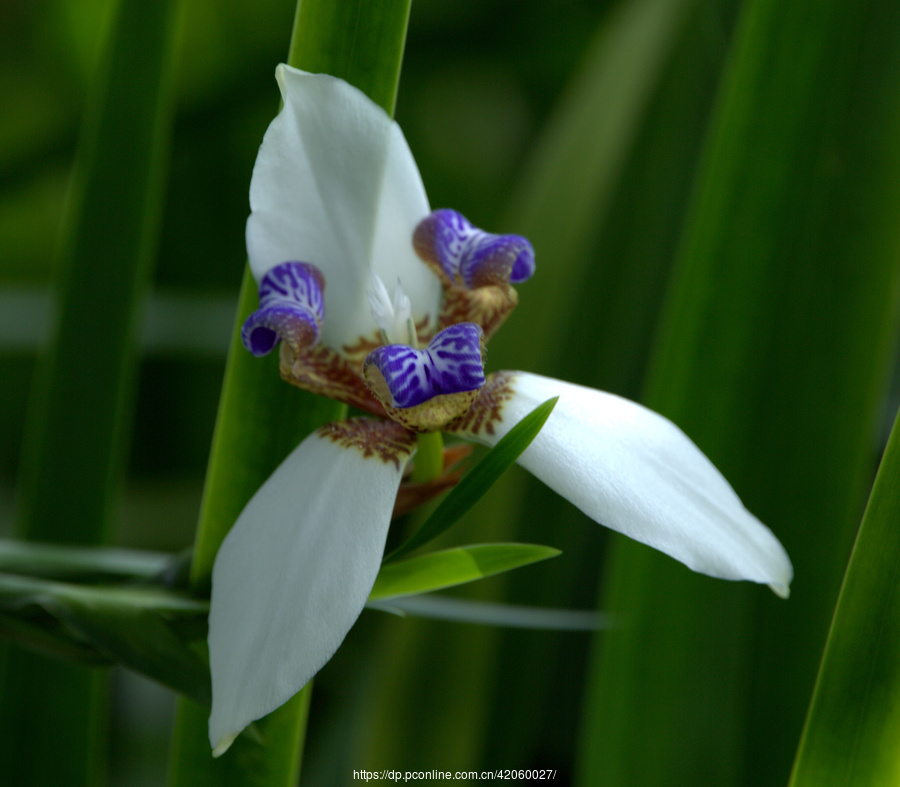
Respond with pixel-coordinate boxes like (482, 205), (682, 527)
(411, 431), (445, 484)
(166, 1), (414, 785)
(288, 0), (412, 116)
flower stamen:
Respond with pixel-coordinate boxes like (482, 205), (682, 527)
(367, 272), (418, 347)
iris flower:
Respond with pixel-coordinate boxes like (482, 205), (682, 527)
(207, 65), (793, 755)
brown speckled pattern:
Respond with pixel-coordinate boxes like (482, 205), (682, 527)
(279, 343), (385, 416)
(318, 418), (418, 469)
(447, 371), (517, 437)
(379, 388), (481, 434)
(438, 282), (518, 342)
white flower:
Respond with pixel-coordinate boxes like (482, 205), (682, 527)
(208, 65), (793, 756)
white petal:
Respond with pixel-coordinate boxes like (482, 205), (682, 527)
(246, 65), (440, 355)
(207, 420), (416, 754)
(453, 372), (793, 596)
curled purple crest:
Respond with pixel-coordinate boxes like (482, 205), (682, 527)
(364, 322), (486, 409)
(241, 262), (326, 356)
(413, 209), (535, 288)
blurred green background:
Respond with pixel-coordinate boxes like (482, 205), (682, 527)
(2, 0), (899, 784)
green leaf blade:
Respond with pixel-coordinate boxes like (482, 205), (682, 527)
(288, 0), (412, 115)
(0, 573), (210, 705)
(578, 0), (900, 782)
(0, 539), (175, 583)
(1, 0), (182, 782)
(386, 397), (558, 562)
(370, 544), (561, 602)
(168, 1), (416, 784)
(790, 410), (900, 786)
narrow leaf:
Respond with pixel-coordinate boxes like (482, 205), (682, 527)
(790, 408), (900, 785)
(168, 1), (415, 784)
(368, 595), (610, 631)
(385, 397), (558, 562)
(0, 539), (174, 583)
(48, 592), (210, 707)
(0, 610), (108, 667)
(0, 574), (209, 704)
(1, 0), (181, 782)
(370, 543), (560, 602)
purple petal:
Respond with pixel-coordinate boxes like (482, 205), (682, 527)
(413, 209), (535, 288)
(241, 262), (325, 356)
(364, 323), (485, 409)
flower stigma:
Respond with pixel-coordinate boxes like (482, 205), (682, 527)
(367, 272), (417, 347)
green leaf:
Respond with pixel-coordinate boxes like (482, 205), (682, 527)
(493, 0), (696, 374)
(0, 539), (175, 583)
(790, 409), (900, 785)
(578, 0), (900, 783)
(0, 574), (209, 704)
(0, 0), (182, 783)
(168, 2), (415, 784)
(370, 544), (561, 602)
(13, 0), (180, 549)
(287, 0), (412, 115)
(47, 589), (210, 707)
(369, 595), (609, 631)
(0, 609), (108, 667)
(385, 397), (558, 562)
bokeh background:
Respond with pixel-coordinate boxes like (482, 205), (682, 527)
(2, 0), (900, 784)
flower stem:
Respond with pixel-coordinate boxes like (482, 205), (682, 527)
(166, 1), (414, 784)
(411, 431), (446, 485)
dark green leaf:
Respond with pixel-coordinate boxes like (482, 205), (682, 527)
(0, 573), (209, 705)
(790, 409), (900, 785)
(579, 0), (900, 782)
(385, 397), (558, 562)
(0, 610), (108, 667)
(0, 0), (182, 782)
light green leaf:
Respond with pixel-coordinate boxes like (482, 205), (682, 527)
(370, 543), (560, 602)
